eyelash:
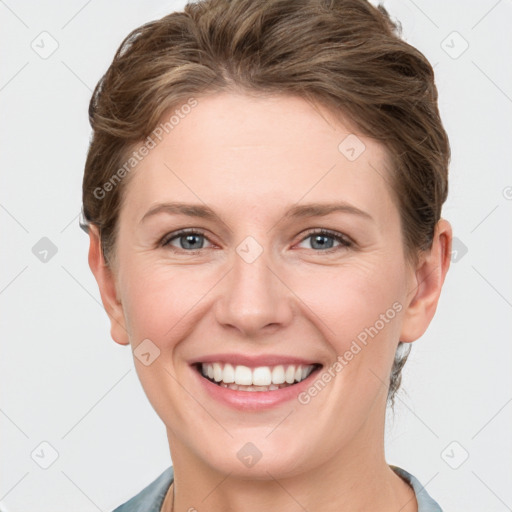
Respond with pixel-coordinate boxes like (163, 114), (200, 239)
(159, 228), (353, 255)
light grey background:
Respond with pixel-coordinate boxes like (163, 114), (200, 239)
(1, 0), (511, 510)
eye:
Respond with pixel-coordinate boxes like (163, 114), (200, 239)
(160, 229), (213, 253)
(159, 228), (353, 254)
(296, 229), (353, 253)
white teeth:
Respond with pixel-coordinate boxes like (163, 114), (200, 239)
(234, 365), (253, 385)
(252, 366), (272, 386)
(213, 362), (223, 382)
(285, 365), (296, 384)
(223, 363), (235, 383)
(219, 382), (287, 391)
(199, 362), (317, 389)
(271, 365), (285, 384)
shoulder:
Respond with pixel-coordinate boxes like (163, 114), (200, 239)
(111, 466), (174, 512)
(390, 465), (443, 512)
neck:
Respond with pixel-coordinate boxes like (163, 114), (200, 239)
(162, 421), (417, 512)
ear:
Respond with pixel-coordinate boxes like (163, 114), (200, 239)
(87, 224), (130, 346)
(400, 218), (452, 343)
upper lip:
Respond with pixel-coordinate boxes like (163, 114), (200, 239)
(189, 353), (322, 368)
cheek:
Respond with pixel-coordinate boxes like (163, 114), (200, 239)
(119, 261), (213, 346)
(293, 258), (404, 344)
(290, 258), (406, 404)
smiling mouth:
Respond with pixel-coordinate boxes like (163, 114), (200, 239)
(194, 362), (323, 392)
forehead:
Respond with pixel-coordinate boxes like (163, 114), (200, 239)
(121, 92), (397, 225)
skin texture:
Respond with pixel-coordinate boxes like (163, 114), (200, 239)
(88, 92), (452, 511)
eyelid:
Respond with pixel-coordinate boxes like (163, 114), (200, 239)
(299, 227), (351, 241)
(296, 228), (353, 250)
(160, 228), (213, 250)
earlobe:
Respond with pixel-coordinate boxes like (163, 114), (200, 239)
(87, 224), (130, 346)
(399, 218), (452, 343)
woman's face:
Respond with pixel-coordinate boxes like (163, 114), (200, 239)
(96, 92), (431, 477)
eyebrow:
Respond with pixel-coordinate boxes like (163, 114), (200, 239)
(140, 201), (373, 224)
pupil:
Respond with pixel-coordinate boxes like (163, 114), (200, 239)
(183, 234), (201, 249)
(313, 235), (333, 250)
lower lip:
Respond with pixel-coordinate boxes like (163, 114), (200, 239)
(192, 364), (322, 411)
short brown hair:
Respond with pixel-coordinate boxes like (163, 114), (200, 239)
(81, 0), (450, 404)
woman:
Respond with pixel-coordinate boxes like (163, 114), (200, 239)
(81, 0), (452, 510)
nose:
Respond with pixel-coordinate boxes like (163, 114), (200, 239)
(214, 246), (294, 338)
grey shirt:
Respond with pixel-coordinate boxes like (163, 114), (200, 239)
(112, 465), (443, 511)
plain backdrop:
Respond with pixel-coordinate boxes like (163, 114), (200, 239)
(1, 0), (511, 511)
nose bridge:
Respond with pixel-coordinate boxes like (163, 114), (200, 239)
(215, 237), (292, 336)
